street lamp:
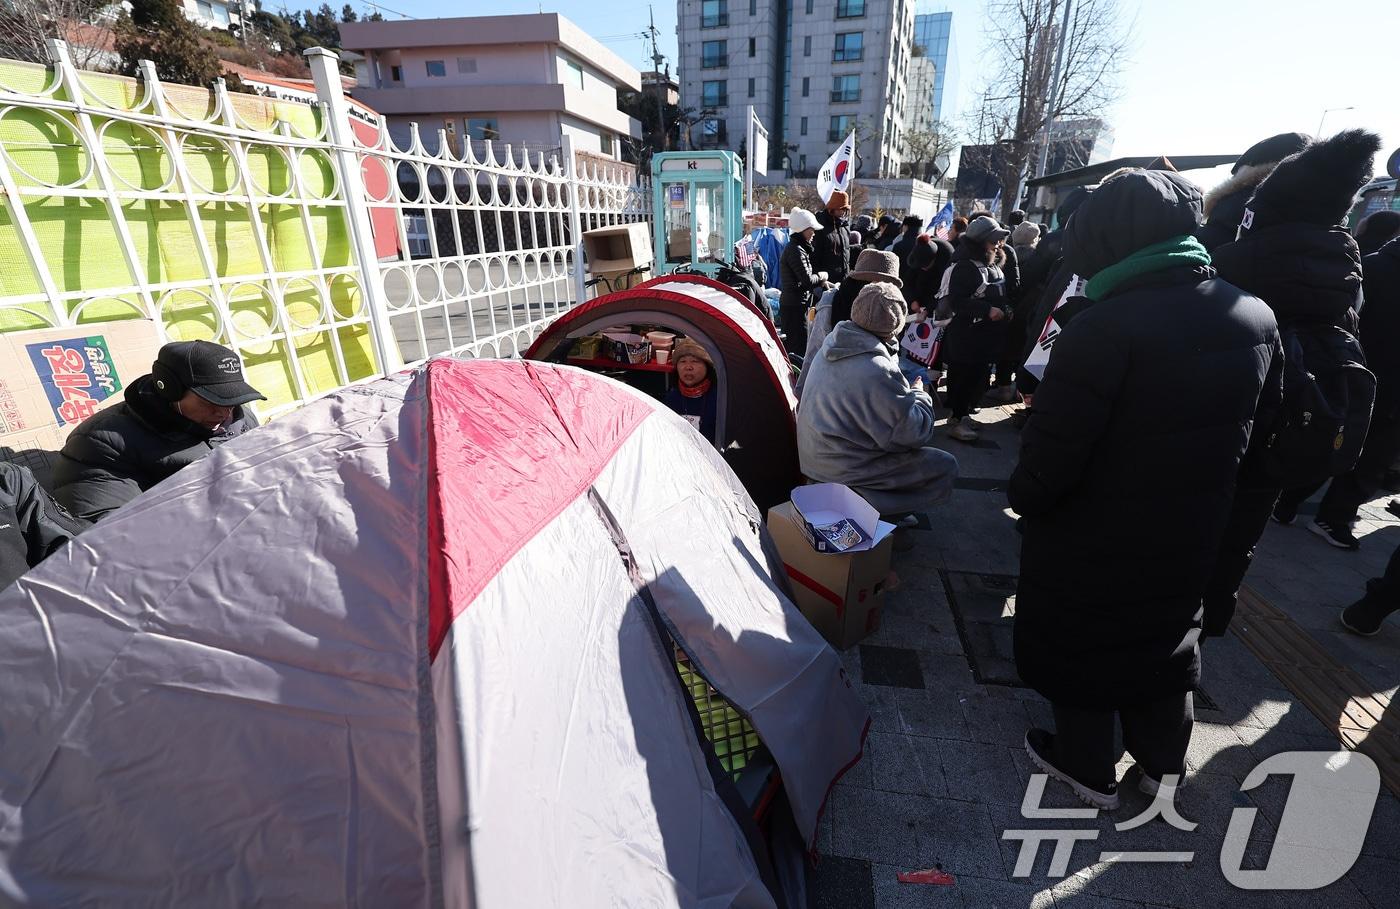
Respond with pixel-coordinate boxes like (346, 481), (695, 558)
(1315, 106), (1355, 138)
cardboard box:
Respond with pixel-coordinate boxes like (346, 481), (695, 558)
(768, 500), (894, 650)
(0, 321), (162, 469)
(791, 483), (896, 553)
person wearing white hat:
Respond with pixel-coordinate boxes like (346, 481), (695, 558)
(779, 207), (830, 355)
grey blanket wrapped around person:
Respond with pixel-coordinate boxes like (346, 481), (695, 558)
(797, 284), (959, 515)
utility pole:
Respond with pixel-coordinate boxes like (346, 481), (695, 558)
(1034, 0), (1073, 181)
(647, 7), (669, 152)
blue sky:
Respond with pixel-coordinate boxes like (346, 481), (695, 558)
(353, 0), (1399, 181)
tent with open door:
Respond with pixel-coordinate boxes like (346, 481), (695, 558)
(0, 359), (868, 908)
(525, 275), (800, 511)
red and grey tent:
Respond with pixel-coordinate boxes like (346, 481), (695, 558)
(526, 275), (801, 511)
(0, 359), (867, 908)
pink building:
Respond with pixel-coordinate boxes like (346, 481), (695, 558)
(340, 13), (642, 161)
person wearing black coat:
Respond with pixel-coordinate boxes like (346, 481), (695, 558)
(903, 235), (955, 312)
(778, 208), (828, 355)
(1015, 188), (1093, 398)
(890, 215), (925, 264)
(0, 461), (88, 591)
(813, 190), (853, 285)
(1197, 132), (1310, 252)
(1273, 235), (1400, 543)
(872, 215), (901, 251)
(1200, 130), (1381, 637)
(941, 217), (1011, 443)
(51, 340), (265, 522)
(1010, 169), (1282, 808)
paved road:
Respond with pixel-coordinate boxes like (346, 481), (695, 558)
(808, 401), (1399, 908)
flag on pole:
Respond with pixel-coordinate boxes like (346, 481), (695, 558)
(990, 188), (1002, 214)
(929, 200), (955, 240)
(817, 131), (856, 204)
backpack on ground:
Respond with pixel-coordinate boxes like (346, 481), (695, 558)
(1262, 323), (1376, 487)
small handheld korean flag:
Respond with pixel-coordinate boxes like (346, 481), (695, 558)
(817, 131), (856, 205)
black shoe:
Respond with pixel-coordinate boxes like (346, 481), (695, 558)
(1309, 519), (1360, 550)
(1387, 499), (1400, 521)
(1272, 499), (1298, 525)
(1024, 729), (1120, 810)
(1340, 593), (1398, 636)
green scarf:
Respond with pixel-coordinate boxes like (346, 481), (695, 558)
(1083, 235), (1212, 302)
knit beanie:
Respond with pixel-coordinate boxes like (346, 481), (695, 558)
(827, 189), (850, 212)
(1241, 129), (1382, 234)
(850, 283), (907, 340)
(1232, 131), (1311, 175)
(1011, 223), (1040, 247)
(908, 235), (937, 270)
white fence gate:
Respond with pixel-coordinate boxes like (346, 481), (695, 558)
(0, 41), (650, 417)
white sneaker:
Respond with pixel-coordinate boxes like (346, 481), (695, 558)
(947, 417), (980, 442)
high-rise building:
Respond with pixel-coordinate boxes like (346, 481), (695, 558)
(912, 7), (958, 126)
(677, 0), (917, 179)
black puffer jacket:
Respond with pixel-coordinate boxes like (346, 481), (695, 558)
(1, 462), (88, 591)
(1362, 239), (1400, 407)
(813, 209), (852, 284)
(941, 244), (1007, 364)
(50, 375), (260, 522)
(1212, 224), (1362, 330)
(1009, 170), (1283, 708)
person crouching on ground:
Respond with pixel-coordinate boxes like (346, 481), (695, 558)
(797, 283), (958, 520)
(663, 339), (718, 443)
(941, 216), (1011, 443)
(1009, 169), (1281, 810)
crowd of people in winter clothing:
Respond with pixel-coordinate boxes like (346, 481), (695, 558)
(788, 125), (1400, 808)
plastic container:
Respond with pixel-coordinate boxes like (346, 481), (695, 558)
(602, 332), (652, 364)
(645, 330), (677, 350)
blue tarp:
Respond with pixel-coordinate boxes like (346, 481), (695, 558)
(750, 227), (788, 290)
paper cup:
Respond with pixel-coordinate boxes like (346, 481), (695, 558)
(656, 350), (670, 364)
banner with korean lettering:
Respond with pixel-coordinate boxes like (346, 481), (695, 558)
(27, 337), (124, 426)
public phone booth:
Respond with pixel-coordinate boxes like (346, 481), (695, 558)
(651, 151), (744, 278)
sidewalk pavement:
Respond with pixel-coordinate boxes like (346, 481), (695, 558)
(808, 402), (1400, 908)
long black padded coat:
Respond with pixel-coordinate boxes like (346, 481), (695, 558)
(1009, 170), (1283, 708)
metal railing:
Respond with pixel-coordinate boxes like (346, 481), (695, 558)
(0, 41), (651, 417)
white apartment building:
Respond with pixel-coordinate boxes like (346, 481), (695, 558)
(340, 14), (642, 160)
(677, 0), (916, 179)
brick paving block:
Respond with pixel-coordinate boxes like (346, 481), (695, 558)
(829, 786), (925, 867)
(868, 862), (963, 909)
(919, 650), (982, 692)
(866, 731), (948, 799)
(809, 854), (876, 909)
(1360, 790), (1400, 859)
(862, 645), (928, 689)
(937, 740), (1028, 809)
(1344, 853), (1400, 909)
(893, 689), (973, 741)
(914, 797), (1007, 881)
(1242, 695), (1337, 737)
(1183, 721), (1255, 782)
(958, 691), (1035, 747)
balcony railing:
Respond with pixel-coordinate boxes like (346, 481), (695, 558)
(833, 48), (863, 62)
(830, 89), (860, 103)
(701, 14), (729, 27)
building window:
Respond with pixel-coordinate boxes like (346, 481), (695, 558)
(466, 118), (500, 141)
(425, 60), (447, 78)
(750, 0), (756, 14)
(601, 133), (615, 155)
(801, 76), (809, 97)
(833, 32), (863, 61)
(748, 37), (756, 57)
(702, 79), (728, 109)
(389, 64), (402, 82)
(800, 116), (808, 136)
(803, 35), (811, 56)
(563, 58), (584, 89)
(799, 153), (807, 172)
(747, 77), (755, 97)
(831, 74), (860, 103)
(836, 0), (866, 18)
(456, 57), (477, 74)
(701, 0), (728, 28)
(701, 40), (727, 69)
(829, 114), (853, 143)
(699, 118), (727, 147)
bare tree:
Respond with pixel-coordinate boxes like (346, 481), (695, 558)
(0, 0), (116, 71)
(902, 120), (961, 184)
(962, 0), (1129, 219)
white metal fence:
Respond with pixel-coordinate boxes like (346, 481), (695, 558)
(0, 41), (651, 416)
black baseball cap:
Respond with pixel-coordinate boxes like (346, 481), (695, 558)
(156, 340), (266, 407)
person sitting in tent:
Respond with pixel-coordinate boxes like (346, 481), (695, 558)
(797, 283), (959, 518)
(50, 340), (266, 522)
(663, 339), (719, 443)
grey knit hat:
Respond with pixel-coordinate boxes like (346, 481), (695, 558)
(850, 283), (907, 340)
